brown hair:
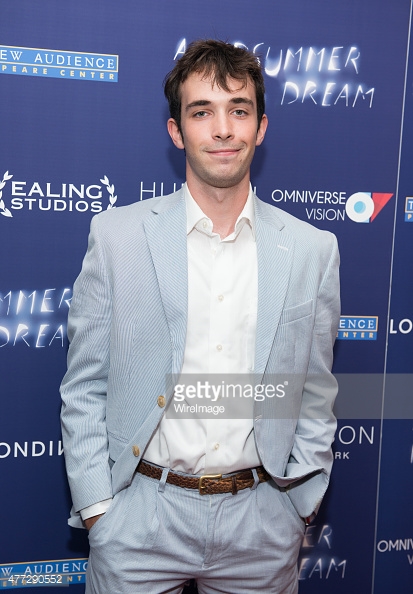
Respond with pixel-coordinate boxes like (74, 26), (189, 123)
(164, 39), (265, 133)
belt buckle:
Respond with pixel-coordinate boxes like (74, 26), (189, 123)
(199, 473), (222, 495)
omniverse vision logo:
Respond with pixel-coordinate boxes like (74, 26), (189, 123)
(0, 171), (117, 219)
(345, 192), (393, 223)
(337, 316), (378, 340)
(271, 189), (393, 223)
(0, 45), (118, 82)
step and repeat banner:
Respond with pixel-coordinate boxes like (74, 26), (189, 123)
(1, 1), (412, 592)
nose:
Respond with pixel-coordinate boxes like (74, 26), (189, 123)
(212, 112), (233, 141)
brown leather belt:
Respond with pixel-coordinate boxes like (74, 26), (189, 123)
(137, 460), (270, 495)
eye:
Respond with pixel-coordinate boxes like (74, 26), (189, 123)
(193, 110), (208, 118)
(233, 109), (247, 116)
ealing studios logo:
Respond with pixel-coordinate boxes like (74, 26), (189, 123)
(0, 171), (117, 218)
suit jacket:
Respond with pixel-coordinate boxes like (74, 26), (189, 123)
(60, 189), (340, 528)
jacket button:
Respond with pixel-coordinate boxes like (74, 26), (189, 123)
(132, 445), (140, 457)
(157, 395), (166, 408)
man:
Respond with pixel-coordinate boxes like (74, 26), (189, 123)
(61, 39), (340, 593)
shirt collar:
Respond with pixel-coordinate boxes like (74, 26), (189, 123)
(184, 182), (256, 239)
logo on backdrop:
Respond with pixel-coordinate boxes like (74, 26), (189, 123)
(0, 559), (87, 589)
(389, 317), (413, 335)
(270, 189), (393, 223)
(345, 192), (393, 223)
(0, 45), (118, 82)
(0, 439), (63, 459)
(299, 523), (347, 580)
(0, 171), (117, 218)
(337, 316), (378, 340)
(334, 424), (375, 460)
(175, 39), (375, 108)
(376, 538), (413, 567)
(0, 287), (72, 348)
(405, 196), (413, 222)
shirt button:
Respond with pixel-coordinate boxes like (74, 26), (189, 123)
(132, 445), (140, 457)
(157, 395), (166, 408)
(216, 344), (223, 351)
(203, 221), (208, 229)
(214, 443), (220, 450)
(218, 294), (224, 302)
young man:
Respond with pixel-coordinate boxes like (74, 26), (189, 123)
(61, 40), (340, 593)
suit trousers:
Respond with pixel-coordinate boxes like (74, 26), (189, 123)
(86, 466), (305, 594)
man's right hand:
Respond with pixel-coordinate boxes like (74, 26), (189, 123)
(84, 514), (104, 531)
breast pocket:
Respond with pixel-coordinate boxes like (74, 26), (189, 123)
(270, 300), (314, 373)
(279, 299), (313, 325)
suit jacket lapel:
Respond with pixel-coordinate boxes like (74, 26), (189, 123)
(143, 190), (188, 373)
(143, 191), (295, 378)
(254, 198), (295, 375)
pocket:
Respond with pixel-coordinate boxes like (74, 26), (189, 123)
(279, 300), (313, 325)
(279, 490), (306, 534)
(87, 501), (113, 537)
(87, 494), (120, 544)
(256, 480), (305, 542)
(87, 479), (137, 545)
(90, 472), (162, 551)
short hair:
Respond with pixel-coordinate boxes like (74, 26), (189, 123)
(164, 39), (265, 133)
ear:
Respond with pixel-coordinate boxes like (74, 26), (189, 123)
(167, 118), (185, 150)
(256, 114), (268, 146)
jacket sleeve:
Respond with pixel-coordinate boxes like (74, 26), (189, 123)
(60, 214), (113, 526)
(286, 233), (340, 518)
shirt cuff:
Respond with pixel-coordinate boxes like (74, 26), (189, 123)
(80, 498), (112, 521)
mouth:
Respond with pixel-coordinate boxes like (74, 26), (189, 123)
(206, 148), (241, 157)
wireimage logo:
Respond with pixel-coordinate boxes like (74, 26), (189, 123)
(345, 192), (393, 223)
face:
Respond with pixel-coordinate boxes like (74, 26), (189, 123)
(167, 72), (268, 192)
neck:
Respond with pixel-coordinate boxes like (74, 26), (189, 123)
(187, 177), (250, 239)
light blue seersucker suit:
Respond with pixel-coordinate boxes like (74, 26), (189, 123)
(60, 188), (340, 533)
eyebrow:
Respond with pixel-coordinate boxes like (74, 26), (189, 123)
(185, 97), (254, 111)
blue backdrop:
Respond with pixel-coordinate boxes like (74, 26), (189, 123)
(1, 1), (412, 592)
